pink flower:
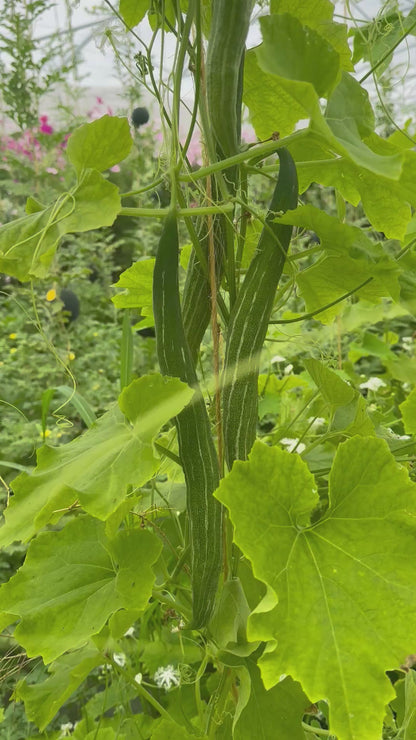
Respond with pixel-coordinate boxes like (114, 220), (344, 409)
(39, 115), (53, 135)
(96, 96), (104, 105)
(60, 133), (70, 149)
(110, 164), (120, 172)
(184, 135), (202, 165)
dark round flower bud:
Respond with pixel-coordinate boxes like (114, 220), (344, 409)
(59, 288), (80, 322)
(131, 107), (150, 128)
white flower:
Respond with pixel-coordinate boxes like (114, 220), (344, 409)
(271, 354), (286, 363)
(154, 664), (180, 690)
(308, 416), (326, 430)
(171, 619), (185, 634)
(59, 723), (74, 737)
(280, 437), (306, 453)
(284, 363), (294, 375)
(113, 652), (126, 667)
(124, 626), (135, 638)
(359, 377), (386, 391)
(134, 672), (143, 685)
(388, 429), (411, 441)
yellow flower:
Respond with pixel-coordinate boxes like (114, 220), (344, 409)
(9, 347), (17, 354)
(8, 333), (17, 339)
(46, 288), (57, 301)
(44, 429), (51, 438)
(68, 351), (76, 361)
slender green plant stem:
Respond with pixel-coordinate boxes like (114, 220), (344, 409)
(302, 721), (334, 737)
(179, 130), (307, 183)
(194, 653), (210, 726)
(171, 0), (194, 162)
(235, 167), (249, 273)
(119, 204), (234, 218)
(359, 16), (416, 83)
(269, 277), (373, 324)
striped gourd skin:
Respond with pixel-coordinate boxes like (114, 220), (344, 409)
(222, 149), (298, 468)
(181, 1), (253, 362)
(206, 0), (253, 160)
(182, 216), (225, 365)
(176, 401), (223, 627)
(153, 211), (195, 384)
(153, 212), (222, 628)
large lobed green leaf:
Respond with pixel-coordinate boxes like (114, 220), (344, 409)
(0, 516), (162, 662)
(234, 661), (308, 739)
(400, 388), (416, 435)
(215, 437), (416, 740)
(244, 12), (404, 179)
(270, 0), (353, 71)
(0, 172), (120, 281)
(112, 258), (155, 326)
(277, 204), (401, 321)
(15, 645), (102, 730)
(0, 375), (193, 546)
(290, 133), (416, 240)
(66, 115), (132, 176)
(119, 0), (149, 27)
(257, 14), (340, 98)
(0, 116), (132, 281)
(243, 7), (416, 240)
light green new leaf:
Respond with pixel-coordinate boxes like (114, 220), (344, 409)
(257, 14), (340, 98)
(82, 727), (126, 740)
(0, 375), (193, 545)
(15, 645), (102, 730)
(245, 13), (403, 180)
(0, 516), (162, 662)
(246, 56), (403, 183)
(209, 577), (252, 654)
(403, 670), (416, 739)
(304, 358), (355, 408)
(351, 7), (416, 76)
(288, 133), (416, 240)
(244, 51), (322, 139)
(326, 70), (373, 139)
(0, 171), (120, 281)
(400, 388), (416, 435)
(66, 115), (132, 176)
(277, 205), (400, 320)
(112, 258), (154, 321)
(151, 719), (199, 739)
(119, 0), (148, 27)
(271, 0), (352, 71)
(323, 73), (403, 179)
(391, 670), (416, 740)
(215, 438), (416, 740)
(331, 395), (375, 437)
(234, 661), (307, 740)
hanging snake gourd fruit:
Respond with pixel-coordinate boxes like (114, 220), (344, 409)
(222, 148), (298, 468)
(153, 211), (222, 628)
(182, 0), (254, 358)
